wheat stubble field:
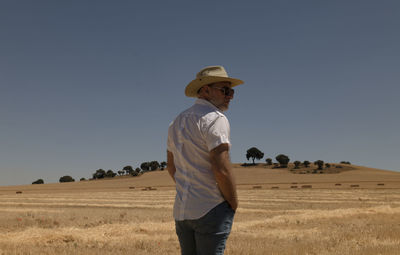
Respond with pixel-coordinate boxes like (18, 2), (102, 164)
(1, 165), (400, 255)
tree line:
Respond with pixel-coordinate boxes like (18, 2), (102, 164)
(32, 147), (352, 184)
(245, 147), (351, 170)
(32, 160), (167, 184)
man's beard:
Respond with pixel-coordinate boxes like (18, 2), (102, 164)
(209, 98), (229, 112)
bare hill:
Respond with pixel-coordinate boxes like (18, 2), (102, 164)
(1, 164), (399, 194)
(232, 164), (400, 188)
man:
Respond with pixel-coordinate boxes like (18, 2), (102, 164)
(167, 66), (244, 255)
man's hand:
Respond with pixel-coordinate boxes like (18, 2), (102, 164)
(210, 144), (238, 211)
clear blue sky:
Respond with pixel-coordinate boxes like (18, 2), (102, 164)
(1, 0), (399, 186)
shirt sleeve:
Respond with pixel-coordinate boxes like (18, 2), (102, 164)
(205, 115), (231, 151)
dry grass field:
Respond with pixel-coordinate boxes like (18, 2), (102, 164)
(1, 164), (400, 255)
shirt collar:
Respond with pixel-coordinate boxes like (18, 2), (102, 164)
(195, 98), (221, 111)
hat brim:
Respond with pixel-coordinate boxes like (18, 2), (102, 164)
(185, 76), (244, 98)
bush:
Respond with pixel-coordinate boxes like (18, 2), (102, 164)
(105, 169), (116, 178)
(340, 161), (351, 165)
(59, 176), (75, 183)
(122, 166), (133, 175)
(303, 161), (310, 168)
(149, 161), (160, 171)
(80, 178), (86, 181)
(140, 162), (150, 172)
(92, 169), (106, 179)
(315, 160), (324, 170)
(32, 179), (44, 185)
(293, 161), (301, 169)
(276, 154), (290, 168)
(265, 158), (272, 165)
(129, 168), (142, 177)
(325, 163), (331, 168)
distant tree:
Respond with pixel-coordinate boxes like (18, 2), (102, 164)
(303, 161), (310, 168)
(80, 178), (86, 181)
(135, 168), (142, 175)
(59, 176), (75, 183)
(293, 161), (301, 169)
(123, 166), (133, 175)
(105, 169), (116, 178)
(117, 170), (124, 176)
(265, 158), (272, 165)
(149, 161), (160, 171)
(160, 161), (167, 170)
(276, 154), (290, 168)
(246, 147), (264, 165)
(93, 169), (106, 179)
(325, 163), (331, 168)
(340, 161), (351, 165)
(140, 162), (150, 172)
(130, 169), (138, 176)
(32, 179), (44, 185)
(316, 160), (324, 170)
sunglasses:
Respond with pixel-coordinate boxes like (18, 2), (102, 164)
(209, 85), (235, 97)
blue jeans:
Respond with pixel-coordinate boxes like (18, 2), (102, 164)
(175, 201), (235, 255)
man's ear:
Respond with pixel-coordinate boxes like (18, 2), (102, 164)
(198, 86), (209, 97)
(204, 85), (212, 95)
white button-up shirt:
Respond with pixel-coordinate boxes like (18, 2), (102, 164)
(167, 99), (231, 220)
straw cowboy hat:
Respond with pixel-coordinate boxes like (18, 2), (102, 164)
(185, 66), (244, 97)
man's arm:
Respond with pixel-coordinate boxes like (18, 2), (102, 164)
(167, 150), (176, 183)
(209, 144), (238, 211)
